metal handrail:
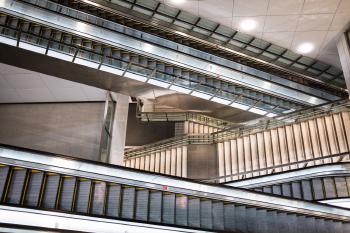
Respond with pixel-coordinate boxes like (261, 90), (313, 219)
(124, 99), (350, 158)
(198, 151), (350, 183)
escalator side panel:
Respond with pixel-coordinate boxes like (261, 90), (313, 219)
(162, 193), (175, 224)
(75, 179), (91, 213)
(175, 195), (188, 226)
(149, 191), (162, 223)
(42, 174), (60, 209)
(121, 186), (136, 219)
(6, 168), (27, 204)
(0, 166), (10, 201)
(24, 171), (44, 207)
(106, 184), (121, 218)
(91, 181), (107, 216)
(135, 189), (149, 221)
(58, 176), (76, 211)
(188, 197), (200, 227)
(201, 200), (213, 229)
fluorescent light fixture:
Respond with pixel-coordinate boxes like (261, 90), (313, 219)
(169, 85), (191, 94)
(169, 0), (186, 4)
(239, 19), (257, 31)
(148, 79), (171, 88)
(297, 42), (314, 54)
(124, 71), (147, 82)
(212, 97), (231, 105)
(74, 58), (99, 69)
(19, 42), (46, 54)
(100, 65), (124, 75)
(230, 102), (249, 110)
(0, 36), (16, 46)
(249, 107), (268, 115)
(266, 113), (277, 118)
(283, 108), (295, 114)
(47, 50), (74, 61)
(191, 91), (212, 100)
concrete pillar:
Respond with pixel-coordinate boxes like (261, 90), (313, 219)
(108, 93), (129, 165)
(337, 32), (350, 93)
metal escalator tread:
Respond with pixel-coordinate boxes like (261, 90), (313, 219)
(188, 197), (200, 227)
(0, 165), (10, 200)
(105, 184), (121, 218)
(278, 212), (289, 233)
(200, 200), (213, 229)
(91, 181), (107, 216)
(175, 194), (188, 226)
(135, 188), (149, 221)
(256, 209), (268, 233)
(266, 210), (277, 233)
(235, 205), (247, 232)
(245, 207), (256, 233)
(323, 178), (337, 199)
(7, 168), (27, 204)
(291, 182), (302, 199)
(334, 177), (348, 198)
(24, 171), (44, 207)
(224, 204), (235, 231)
(121, 186), (135, 219)
(149, 190), (162, 223)
(297, 215), (306, 233)
(42, 173), (60, 209)
(282, 183), (292, 197)
(212, 201), (224, 230)
(75, 179), (91, 213)
(58, 176), (76, 211)
(315, 218), (327, 233)
(312, 179), (325, 200)
(162, 192), (175, 224)
(301, 180), (313, 201)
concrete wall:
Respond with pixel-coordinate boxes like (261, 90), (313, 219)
(0, 102), (105, 160)
(126, 104), (175, 146)
(187, 144), (218, 180)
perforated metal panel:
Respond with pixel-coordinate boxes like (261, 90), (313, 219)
(42, 174), (60, 209)
(121, 186), (135, 219)
(135, 189), (149, 221)
(175, 195), (187, 226)
(75, 179), (91, 213)
(7, 168), (26, 204)
(162, 193), (175, 224)
(149, 191), (162, 223)
(24, 171), (44, 207)
(91, 182), (106, 215)
(59, 177), (76, 211)
(0, 166), (10, 200)
(200, 200), (212, 229)
(212, 201), (224, 230)
(106, 184), (121, 217)
(188, 197), (200, 227)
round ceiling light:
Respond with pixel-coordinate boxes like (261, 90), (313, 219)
(296, 42), (314, 54)
(239, 19), (257, 31)
(169, 0), (186, 4)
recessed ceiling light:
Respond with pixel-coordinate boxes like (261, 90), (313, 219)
(239, 19), (257, 31)
(169, 0), (186, 4)
(297, 42), (314, 54)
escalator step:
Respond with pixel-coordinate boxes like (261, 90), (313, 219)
(75, 179), (91, 213)
(266, 210), (278, 233)
(121, 186), (135, 219)
(0, 165), (10, 200)
(201, 200), (213, 229)
(188, 197), (200, 227)
(7, 168), (27, 204)
(245, 207), (256, 233)
(106, 184), (121, 218)
(149, 191), (162, 223)
(135, 189), (149, 221)
(58, 176), (76, 211)
(24, 171), (44, 207)
(175, 195), (188, 226)
(91, 181), (107, 216)
(162, 193), (175, 224)
(235, 205), (247, 232)
(256, 209), (268, 233)
(286, 213), (297, 233)
(42, 174), (60, 209)
(301, 180), (313, 200)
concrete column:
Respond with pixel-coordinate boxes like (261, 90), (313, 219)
(337, 32), (350, 93)
(108, 93), (129, 165)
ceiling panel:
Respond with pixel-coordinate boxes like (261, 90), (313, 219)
(0, 63), (107, 103)
(161, 0), (350, 69)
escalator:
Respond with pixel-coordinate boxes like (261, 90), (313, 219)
(0, 0), (345, 117)
(0, 144), (350, 232)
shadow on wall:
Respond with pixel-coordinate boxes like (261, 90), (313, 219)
(125, 103), (175, 146)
